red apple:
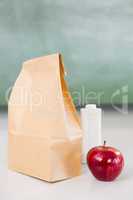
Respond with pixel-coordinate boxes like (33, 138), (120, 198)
(87, 141), (124, 181)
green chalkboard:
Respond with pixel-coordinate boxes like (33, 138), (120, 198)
(0, 0), (133, 106)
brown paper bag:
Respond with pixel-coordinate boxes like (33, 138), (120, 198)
(8, 53), (82, 182)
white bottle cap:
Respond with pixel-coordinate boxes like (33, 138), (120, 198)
(85, 104), (96, 109)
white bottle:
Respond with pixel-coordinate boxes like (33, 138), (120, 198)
(80, 104), (102, 164)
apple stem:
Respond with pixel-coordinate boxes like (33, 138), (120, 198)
(104, 140), (106, 146)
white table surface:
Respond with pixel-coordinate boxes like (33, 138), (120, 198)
(0, 110), (133, 200)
